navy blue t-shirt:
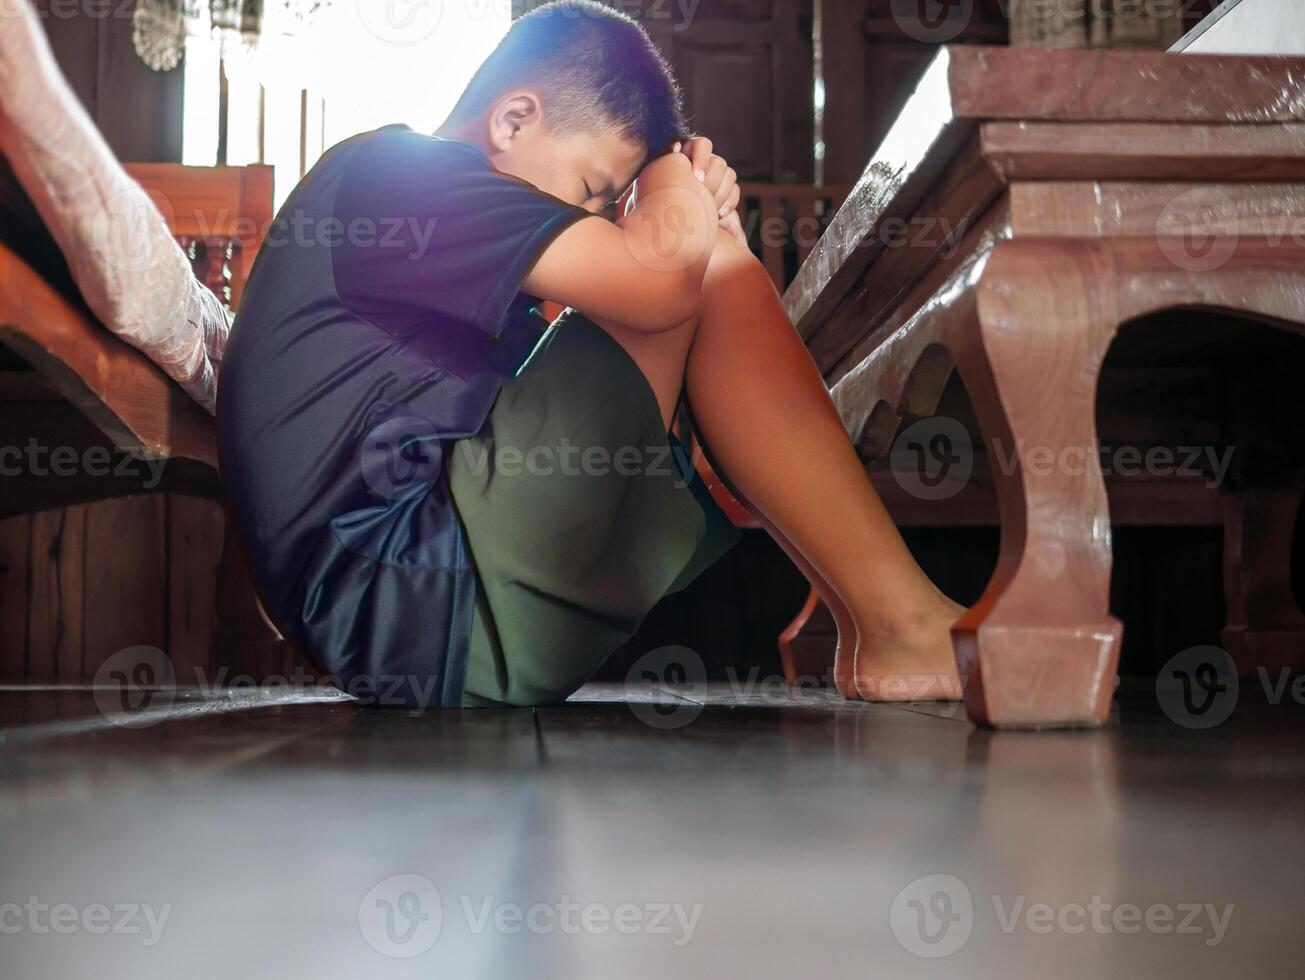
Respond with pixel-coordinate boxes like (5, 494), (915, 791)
(217, 125), (589, 706)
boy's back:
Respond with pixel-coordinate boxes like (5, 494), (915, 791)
(218, 125), (591, 703)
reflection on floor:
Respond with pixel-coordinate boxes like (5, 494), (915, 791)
(1, 679), (1302, 979)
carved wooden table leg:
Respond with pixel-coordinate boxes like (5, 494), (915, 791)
(828, 237), (1305, 727)
(949, 241), (1124, 727)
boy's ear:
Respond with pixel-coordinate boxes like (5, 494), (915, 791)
(487, 90), (544, 152)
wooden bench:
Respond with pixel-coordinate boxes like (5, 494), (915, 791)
(780, 46), (1305, 727)
(0, 164), (277, 684)
(0, 164), (271, 516)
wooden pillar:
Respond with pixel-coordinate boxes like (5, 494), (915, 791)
(815, 0), (868, 185)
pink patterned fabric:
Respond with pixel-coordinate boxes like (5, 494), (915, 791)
(0, 0), (229, 413)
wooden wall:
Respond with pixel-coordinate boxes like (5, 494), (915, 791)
(32, 0), (184, 163)
(1, 498), (205, 682)
(517, 0), (815, 183)
(0, 490), (293, 684)
(640, 0), (814, 182)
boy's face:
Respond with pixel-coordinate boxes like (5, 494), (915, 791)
(486, 97), (646, 214)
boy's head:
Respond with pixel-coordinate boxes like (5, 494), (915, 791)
(439, 1), (687, 212)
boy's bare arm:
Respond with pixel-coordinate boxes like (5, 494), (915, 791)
(523, 151), (719, 333)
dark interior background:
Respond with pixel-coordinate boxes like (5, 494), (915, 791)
(4, 0), (1268, 689)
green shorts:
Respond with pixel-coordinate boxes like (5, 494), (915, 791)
(448, 311), (740, 707)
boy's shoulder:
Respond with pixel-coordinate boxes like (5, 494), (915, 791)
(330, 125), (490, 179)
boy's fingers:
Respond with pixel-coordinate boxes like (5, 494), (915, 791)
(704, 155), (727, 193)
(719, 210), (747, 247)
(710, 162), (735, 210)
(718, 181), (740, 218)
(684, 136), (713, 181)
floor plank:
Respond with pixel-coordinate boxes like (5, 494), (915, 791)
(0, 683), (1301, 978)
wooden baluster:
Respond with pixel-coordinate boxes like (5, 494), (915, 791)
(198, 238), (233, 310)
(229, 243), (247, 311)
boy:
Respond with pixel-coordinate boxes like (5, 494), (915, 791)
(218, 1), (964, 708)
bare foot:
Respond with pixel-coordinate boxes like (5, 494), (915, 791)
(853, 599), (966, 702)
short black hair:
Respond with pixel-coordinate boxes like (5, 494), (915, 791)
(444, 1), (688, 154)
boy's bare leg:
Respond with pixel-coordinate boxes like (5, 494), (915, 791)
(591, 233), (963, 701)
(588, 313), (857, 697)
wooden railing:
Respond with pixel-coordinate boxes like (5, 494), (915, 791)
(123, 163), (273, 312)
(737, 183), (850, 289)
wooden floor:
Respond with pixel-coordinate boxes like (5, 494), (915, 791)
(1, 680), (1302, 978)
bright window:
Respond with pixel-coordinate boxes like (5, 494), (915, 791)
(184, 3), (512, 209)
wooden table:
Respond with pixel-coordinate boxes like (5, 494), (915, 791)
(787, 46), (1305, 728)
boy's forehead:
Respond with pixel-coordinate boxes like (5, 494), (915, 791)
(577, 130), (647, 190)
